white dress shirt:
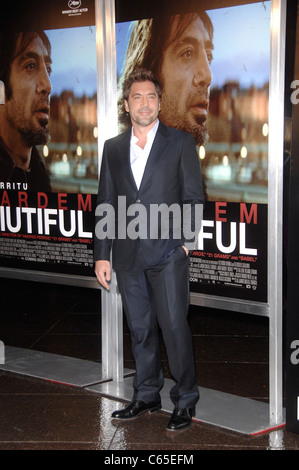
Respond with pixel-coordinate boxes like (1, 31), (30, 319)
(130, 120), (159, 189)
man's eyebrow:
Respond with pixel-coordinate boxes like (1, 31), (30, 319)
(19, 51), (52, 64)
(174, 36), (214, 50)
(204, 39), (214, 50)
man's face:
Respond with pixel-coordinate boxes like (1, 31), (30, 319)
(125, 80), (160, 129)
(159, 16), (213, 145)
(4, 34), (52, 147)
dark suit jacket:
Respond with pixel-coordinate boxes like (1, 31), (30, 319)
(93, 121), (204, 270)
(0, 141), (52, 192)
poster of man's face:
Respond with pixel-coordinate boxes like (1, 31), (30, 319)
(116, 1), (271, 203)
(0, 32), (53, 192)
(0, 26), (98, 194)
(0, 1), (271, 200)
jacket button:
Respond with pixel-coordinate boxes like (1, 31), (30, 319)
(136, 199), (141, 203)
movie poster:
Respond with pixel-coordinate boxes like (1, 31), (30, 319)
(115, 0), (270, 302)
(0, 0), (97, 276)
(0, 0), (271, 298)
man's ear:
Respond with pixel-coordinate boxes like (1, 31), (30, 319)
(0, 80), (5, 104)
(124, 99), (129, 113)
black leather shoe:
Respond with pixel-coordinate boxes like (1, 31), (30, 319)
(111, 399), (162, 420)
(166, 407), (195, 431)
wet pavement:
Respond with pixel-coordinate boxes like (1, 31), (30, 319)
(0, 277), (298, 451)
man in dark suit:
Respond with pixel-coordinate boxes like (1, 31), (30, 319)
(94, 69), (204, 431)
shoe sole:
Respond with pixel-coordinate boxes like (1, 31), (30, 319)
(166, 410), (195, 431)
(166, 421), (192, 432)
(112, 405), (162, 420)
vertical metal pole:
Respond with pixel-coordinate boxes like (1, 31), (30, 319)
(95, 0), (118, 161)
(101, 288), (113, 379)
(110, 270), (124, 382)
(95, 0), (123, 382)
(268, 0), (286, 426)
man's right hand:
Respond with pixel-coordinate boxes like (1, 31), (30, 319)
(95, 260), (111, 290)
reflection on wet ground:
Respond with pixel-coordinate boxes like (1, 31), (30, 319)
(0, 278), (297, 450)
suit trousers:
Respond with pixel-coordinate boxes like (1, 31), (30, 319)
(116, 244), (199, 409)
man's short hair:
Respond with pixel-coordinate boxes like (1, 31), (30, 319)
(0, 31), (51, 100)
(122, 68), (162, 101)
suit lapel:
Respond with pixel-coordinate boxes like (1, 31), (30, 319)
(116, 129), (138, 193)
(138, 122), (169, 192)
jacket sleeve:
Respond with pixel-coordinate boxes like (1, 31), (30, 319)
(93, 141), (117, 262)
(179, 133), (205, 250)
